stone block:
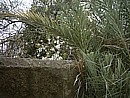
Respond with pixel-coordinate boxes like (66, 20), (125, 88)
(0, 57), (78, 98)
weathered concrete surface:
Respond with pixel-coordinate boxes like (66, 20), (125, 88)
(0, 57), (78, 98)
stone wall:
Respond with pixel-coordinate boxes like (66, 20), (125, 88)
(0, 57), (78, 98)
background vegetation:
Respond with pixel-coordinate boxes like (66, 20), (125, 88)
(0, 0), (130, 98)
(0, 0), (76, 59)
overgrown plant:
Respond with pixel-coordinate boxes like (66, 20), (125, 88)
(0, 0), (129, 97)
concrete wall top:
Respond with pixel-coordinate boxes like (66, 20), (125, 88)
(0, 57), (76, 68)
